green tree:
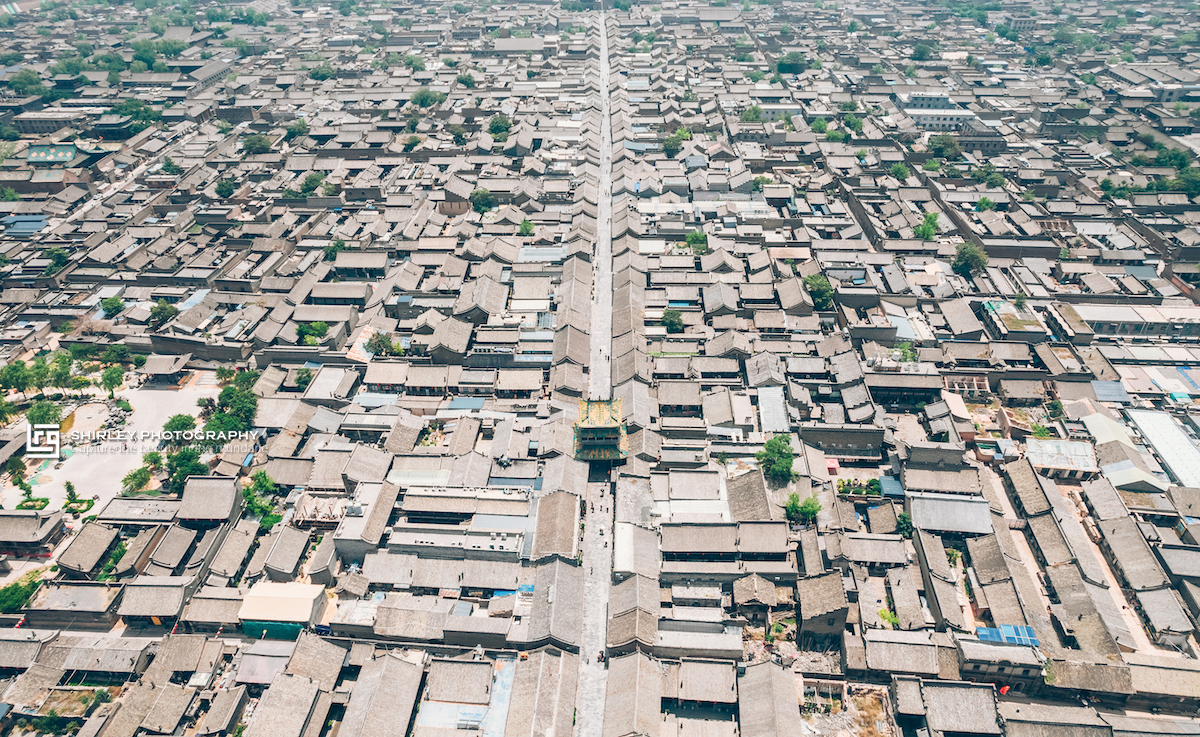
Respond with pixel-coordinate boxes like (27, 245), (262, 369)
(802, 273), (834, 310)
(242, 134), (271, 155)
(0, 360), (28, 397)
(142, 451), (162, 471)
(250, 470), (276, 496)
(952, 242), (988, 277)
(100, 296), (125, 317)
(298, 172), (324, 195)
(295, 367), (313, 390)
(488, 114), (512, 137)
(160, 157), (182, 175)
(784, 492), (803, 522)
(1014, 292), (1027, 310)
(0, 187), (17, 201)
(122, 466), (151, 494)
(7, 68), (45, 96)
(28, 356), (48, 397)
(101, 366), (124, 397)
(740, 105), (763, 122)
(810, 117), (827, 134)
(403, 135), (421, 152)
(5, 456), (24, 483)
(232, 371), (260, 393)
(976, 196), (996, 211)
(215, 179), (235, 198)
(928, 134), (961, 159)
(797, 495), (822, 524)
(661, 308), (684, 333)
(914, 211), (940, 241)
(518, 219), (534, 236)
(296, 321), (328, 346)
(323, 238), (346, 261)
(912, 43), (933, 61)
(366, 331), (396, 356)
(785, 492), (821, 525)
(284, 118), (309, 140)
(890, 162), (910, 179)
(26, 401), (61, 426)
(896, 512), (913, 538)
(309, 64), (335, 80)
(449, 124), (467, 146)
(149, 299), (180, 328)
(165, 447), (207, 494)
(41, 247), (69, 274)
(163, 414), (196, 435)
(65, 480), (78, 503)
(204, 411), (245, 438)
(411, 87), (445, 107)
(756, 434), (796, 485)
(102, 344), (129, 364)
(456, 72), (476, 88)
(971, 163), (1006, 187)
(49, 355), (70, 395)
(469, 188), (495, 213)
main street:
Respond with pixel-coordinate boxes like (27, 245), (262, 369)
(576, 8), (616, 737)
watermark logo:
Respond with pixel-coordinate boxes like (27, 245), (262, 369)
(26, 424), (60, 459)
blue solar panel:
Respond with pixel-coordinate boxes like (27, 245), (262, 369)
(977, 625), (1039, 647)
(999, 624), (1040, 647)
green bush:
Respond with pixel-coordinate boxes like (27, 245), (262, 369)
(0, 572), (41, 613)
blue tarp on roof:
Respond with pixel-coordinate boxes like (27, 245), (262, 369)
(1, 215), (45, 237)
(1124, 265), (1157, 281)
(1092, 381), (1131, 404)
(176, 288), (210, 311)
(880, 475), (904, 498)
(448, 397), (486, 410)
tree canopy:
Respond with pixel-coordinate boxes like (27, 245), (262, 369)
(952, 242), (988, 277)
(661, 308), (684, 333)
(756, 434), (796, 485)
(469, 188), (495, 213)
(242, 134), (271, 155)
(803, 273), (833, 310)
